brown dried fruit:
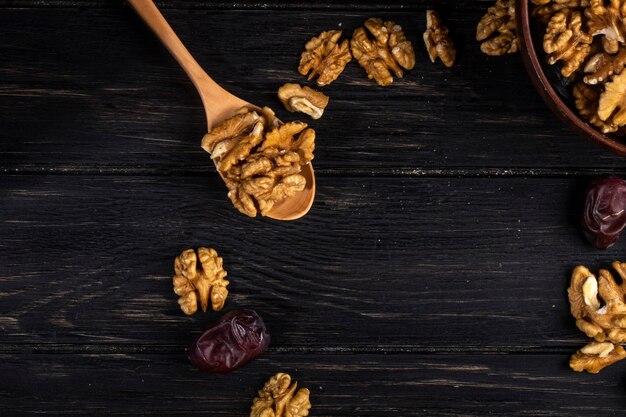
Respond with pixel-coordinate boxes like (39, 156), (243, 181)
(570, 341), (626, 373)
(585, 0), (626, 54)
(278, 83), (329, 120)
(574, 82), (619, 132)
(250, 373), (311, 417)
(173, 247), (229, 315)
(351, 17), (415, 86)
(203, 107), (314, 217)
(543, 9), (592, 77)
(568, 262), (626, 343)
(599, 69), (626, 126)
(477, 0), (519, 56)
(423, 10), (456, 68)
(298, 30), (352, 87)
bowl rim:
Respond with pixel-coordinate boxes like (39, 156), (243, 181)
(516, 0), (626, 157)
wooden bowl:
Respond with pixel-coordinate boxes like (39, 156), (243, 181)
(516, 0), (626, 156)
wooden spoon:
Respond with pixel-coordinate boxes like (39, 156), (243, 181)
(128, 0), (315, 220)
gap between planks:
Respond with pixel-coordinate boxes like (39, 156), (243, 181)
(0, 166), (623, 178)
(0, 343), (580, 355)
(0, 1), (495, 10)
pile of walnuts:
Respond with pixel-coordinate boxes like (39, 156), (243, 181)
(568, 261), (626, 373)
(201, 107), (315, 218)
(532, 0), (626, 134)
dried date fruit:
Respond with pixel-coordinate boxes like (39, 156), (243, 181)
(189, 309), (270, 374)
(582, 176), (626, 249)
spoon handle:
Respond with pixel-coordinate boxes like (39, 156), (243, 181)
(127, 0), (247, 130)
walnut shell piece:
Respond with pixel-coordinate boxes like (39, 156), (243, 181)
(173, 247), (229, 315)
(477, 0), (519, 56)
(351, 17), (415, 86)
(423, 10), (456, 68)
(250, 373), (311, 417)
(298, 30), (352, 87)
(278, 83), (329, 120)
(570, 341), (626, 373)
(568, 262), (626, 343)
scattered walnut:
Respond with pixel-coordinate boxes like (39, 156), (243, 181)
(351, 17), (415, 86)
(599, 70), (626, 127)
(543, 10), (593, 77)
(570, 341), (626, 373)
(203, 107), (314, 217)
(531, 0), (589, 24)
(250, 373), (311, 417)
(585, 0), (626, 54)
(573, 82), (619, 133)
(277, 83), (329, 120)
(423, 10), (456, 68)
(172, 247), (229, 315)
(298, 30), (352, 87)
(477, 0), (519, 56)
(568, 262), (626, 343)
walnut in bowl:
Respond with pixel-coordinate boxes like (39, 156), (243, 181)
(517, 0), (626, 156)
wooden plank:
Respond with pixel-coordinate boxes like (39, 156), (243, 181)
(1, 7), (624, 174)
(0, 352), (623, 416)
(0, 174), (609, 348)
(0, 0), (501, 10)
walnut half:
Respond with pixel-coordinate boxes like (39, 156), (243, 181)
(423, 10), (457, 68)
(570, 341), (626, 373)
(543, 9), (592, 77)
(278, 83), (329, 120)
(477, 0), (519, 56)
(568, 262), (626, 343)
(172, 247), (229, 315)
(250, 373), (311, 417)
(298, 30), (352, 87)
(351, 17), (415, 86)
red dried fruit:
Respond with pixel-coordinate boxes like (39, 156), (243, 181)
(582, 176), (626, 249)
(189, 309), (270, 374)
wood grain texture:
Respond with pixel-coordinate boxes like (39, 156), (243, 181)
(2, 353), (626, 416)
(1, 6), (625, 174)
(0, 0), (510, 10)
(0, 174), (609, 349)
(4, 2), (626, 416)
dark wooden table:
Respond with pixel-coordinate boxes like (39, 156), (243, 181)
(3, 1), (626, 415)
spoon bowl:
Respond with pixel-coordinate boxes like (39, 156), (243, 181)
(128, 0), (315, 220)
